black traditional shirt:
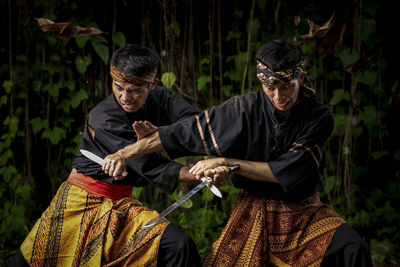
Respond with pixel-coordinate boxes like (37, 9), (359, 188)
(159, 88), (333, 200)
(72, 86), (200, 193)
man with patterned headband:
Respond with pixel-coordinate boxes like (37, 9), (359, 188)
(10, 44), (204, 266)
(101, 40), (373, 266)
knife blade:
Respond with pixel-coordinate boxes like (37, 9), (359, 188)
(80, 149), (127, 177)
(142, 164), (240, 228)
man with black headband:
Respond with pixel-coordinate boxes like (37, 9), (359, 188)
(10, 44), (203, 266)
(101, 40), (372, 266)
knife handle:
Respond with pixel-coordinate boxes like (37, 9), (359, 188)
(207, 164), (240, 179)
(228, 164), (240, 172)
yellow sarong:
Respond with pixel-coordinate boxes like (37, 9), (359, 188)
(20, 181), (169, 266)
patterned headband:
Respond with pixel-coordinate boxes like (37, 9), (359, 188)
(110, 65), (157, 87)
(256, 60), (315, 94)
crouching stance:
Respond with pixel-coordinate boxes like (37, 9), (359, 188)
(10, 44), (201, 267)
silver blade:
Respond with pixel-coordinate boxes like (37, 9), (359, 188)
(201, 177), (222, 198)
(143, 180), (209, 228)
(80, 149), (128, 177)
(142, 164), (240, 229)
(80, 149), (104, 165)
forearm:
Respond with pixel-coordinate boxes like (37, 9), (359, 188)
(119, 132), (164, 160)
(223, 158), (279, 183)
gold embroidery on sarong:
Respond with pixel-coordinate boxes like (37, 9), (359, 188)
(21, 181), (169, 267)
(203, 190), (345, 267)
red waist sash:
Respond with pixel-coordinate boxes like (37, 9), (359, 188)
(67, 169), (133, 200)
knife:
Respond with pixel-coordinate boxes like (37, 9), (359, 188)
(142, 164), (240, 228)
(80, 149), (127, 177)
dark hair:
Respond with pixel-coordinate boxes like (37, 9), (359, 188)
(110, 44), (159, 77)
(255, 40), (305, 72)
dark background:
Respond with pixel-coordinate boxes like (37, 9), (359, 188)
(0, 0), (399, 265)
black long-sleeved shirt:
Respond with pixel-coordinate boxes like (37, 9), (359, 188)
(72, 86), (200, 194)
(159, 88), (333, 200)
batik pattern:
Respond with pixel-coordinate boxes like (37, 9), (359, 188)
(203, 190), (344, 267)
(21, 181), (169, 267)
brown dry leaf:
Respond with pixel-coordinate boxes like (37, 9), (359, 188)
(300, 13), (335, 40)
(35, 17), (104, 39)
(294, 15), (301, 26)
(346, 55), (375, 75)
(319, 22), (347, 58)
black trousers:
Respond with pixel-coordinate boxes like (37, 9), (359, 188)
(9, 223), (201, 267)
(321, 223), (373, 267)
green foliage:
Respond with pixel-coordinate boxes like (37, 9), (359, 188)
(197, 75), (211, 91)
(75, 56), (92, 74)
(90, 35), (109, 64)
(112, 32), (126, 48)
(161, 72), (176, 89)
(170, 21), (181, 37)
(338, 48), (360, 68)
(0, 1), (398, 265)
(75, 36), (90, 49)
(330, 89), (350, 106)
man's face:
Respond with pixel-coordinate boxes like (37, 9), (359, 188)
(261, 72), (305, 113)
(262, 79), (300, 112)
(112, 80), (152, 113)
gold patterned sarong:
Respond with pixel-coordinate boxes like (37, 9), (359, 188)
(203, 190), (345, 266)
(20, 181), (169, 266)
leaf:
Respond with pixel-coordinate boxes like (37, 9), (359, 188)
(222, 85), (232, 97)
(294, 15), (301, 26)
(225, 31), (242, 42)
(57, 100), (71, 113)
(112, 32), (126, 48)
(0, 95), (7, 107)
(180, 197), (193, 209)
(0, 150), (13, 166)
(161, 72), (176, 89)
(91, 35), (109, 64)
(75, 35), (90, 48)
(330, 89), (350, 105)
(42, 127), (67, 144)
(300, 13), (335, 41)
(4, 116), (19, 134)
(199, 58), (210, 65)
(358, 105), (377, 128)
(29, 117), (49, 134)
(172, 190), (192, 208)
(57, 117), (75, 127)
(15, 183), (32, 203)
(170, 21), (181, 37)
(197, 76), (211, 91)
(371, 151), (389, 160)
(346, 55), (375, 75)
(65, 81), (75, 91)
(69, 89), (88, 108)
(356, 70), (377, 87)
(257, 0), (267, 10)
(338, 48), (360, 68)
(2, 80), (13, 94)
(324, 176), (336, 194)
(75, 56), (92, 75)
(35, 17), (105, 39)
(319, 22), (347, 58)
(132, 187), (143, 198)
(48, 84), (63, 98)
(202, 187), (214, 202)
